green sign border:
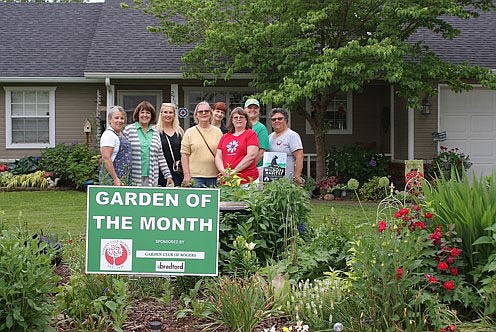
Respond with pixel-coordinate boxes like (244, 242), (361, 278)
(86, 185), (220, 276)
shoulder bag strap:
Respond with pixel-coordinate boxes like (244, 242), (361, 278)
(195, 126), (216, 158)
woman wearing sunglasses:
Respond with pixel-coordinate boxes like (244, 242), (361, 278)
(180, 101), (223, 187)
(268, 108), (304, 186)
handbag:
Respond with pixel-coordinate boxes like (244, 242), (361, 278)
(164, 134), (183, 175)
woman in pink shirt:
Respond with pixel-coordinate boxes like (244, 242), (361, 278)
(215, 107), (260, 185)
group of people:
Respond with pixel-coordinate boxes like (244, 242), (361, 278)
(99, 98), (304, 188)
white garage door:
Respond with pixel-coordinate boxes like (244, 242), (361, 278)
(439, 86), (496, 178)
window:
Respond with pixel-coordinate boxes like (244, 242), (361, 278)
(183, 88), (265, 128)
(117, 90), (163, 121)
(305, 91), (353, 134)
(4, 87), (56, 149)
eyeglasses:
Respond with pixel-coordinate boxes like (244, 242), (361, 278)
(270, 117), (285, 122)
(197, 110), (210, 114)
(232, 116), (246, 120)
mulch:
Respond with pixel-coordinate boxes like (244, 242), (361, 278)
(53, 264), (290, 332)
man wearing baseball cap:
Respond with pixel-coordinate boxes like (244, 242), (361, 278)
(244, 98), (270, 174)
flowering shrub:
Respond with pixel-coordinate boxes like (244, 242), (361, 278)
(315, 176), (338, 194)
(326, 144), (390, 184)
(0, 163), (8, 172)
(431, 146), (472, 180)
(344, 203), (473, 331)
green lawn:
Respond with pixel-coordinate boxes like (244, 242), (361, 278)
(0, 190), (378, 238)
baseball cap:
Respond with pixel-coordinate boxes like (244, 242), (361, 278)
(244, 98), (260, 108)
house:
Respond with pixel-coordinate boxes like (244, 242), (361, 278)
(1, 0), (495, 180)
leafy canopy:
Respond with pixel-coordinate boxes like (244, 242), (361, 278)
(134, 0), (496, 178)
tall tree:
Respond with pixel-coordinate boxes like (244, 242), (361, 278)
(135, 0), (496, 179)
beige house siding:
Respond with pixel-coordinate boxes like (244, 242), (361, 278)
(0, 84), (102, 160)
(297, 84), (391, 155)
(414, 96), (438, 161)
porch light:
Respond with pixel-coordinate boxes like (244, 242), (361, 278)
(421, 96), (431, 115)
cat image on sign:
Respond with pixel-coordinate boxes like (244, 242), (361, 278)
(262, 152), (286, 182)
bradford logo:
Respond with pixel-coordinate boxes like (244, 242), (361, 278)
(156, 261), (185, 272)
(100, 239), (132, 271)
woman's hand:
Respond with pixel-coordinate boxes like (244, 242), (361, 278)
(166, 177), (174, 187)
(113, 178), (122, 186)
(182, 175), (192, 187)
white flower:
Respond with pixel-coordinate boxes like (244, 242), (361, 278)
(245, 242), (256, 250)
(226, 140), (239, 153)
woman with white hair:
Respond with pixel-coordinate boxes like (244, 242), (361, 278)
(99, 105), (132, 186)
(180, 101), (222, 187)
(155, 102), (184, 186)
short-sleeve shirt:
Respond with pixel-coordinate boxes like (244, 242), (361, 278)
(181, 125), (223, 177)
(251, 121), (270, 167)
(217, 129), (260, 184)
(100, 128), (120, 161)
(268, 128), (303, 179)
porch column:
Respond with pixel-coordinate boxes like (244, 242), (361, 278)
(170, 84), (179, 105)
(408, 107), (415, 159)
(390, 86), (395, 160)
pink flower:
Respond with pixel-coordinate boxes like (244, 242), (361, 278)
(447, 324), (456, 331)
(378, 220), (387, 232)
(440, 329), (447, 332)
(450, 267), (458, 276)
(447, 256), (455, 264)
(443, 280), (455, 291)
(437, 262), (449, 271)
(412, 204), (421, 211)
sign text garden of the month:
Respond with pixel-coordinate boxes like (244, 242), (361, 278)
(86, 186), (220, 276)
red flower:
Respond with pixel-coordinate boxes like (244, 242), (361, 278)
(443, 280), (455, 291)
(399, 208), (410, 215)
(394, 212), (402, 218)
(414, 221), (425, 230)
(425, 212), (433, 219)
(396, 267), (403, 280)
(378, 220), (387, 232)
(429, 226), (443, 245)
(437, 262), (449, 271)
(412, 204), (421, 211)
(450, 247), (461, 257)
(440, 329), (447, 332)
(450, 267), (458, 276)
(426, 274), (438, 283)
(447, 325), (456, 331)
(447, 256), (455, 264)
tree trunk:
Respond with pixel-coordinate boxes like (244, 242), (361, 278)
(296, 103), (328, 180)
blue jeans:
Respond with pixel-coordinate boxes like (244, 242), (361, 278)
(192, 177), (217, 188)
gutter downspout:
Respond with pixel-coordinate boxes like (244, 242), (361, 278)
(408, 107), (415, 160)
(390, 85), (395, 160)
(105, 77), (115, 127)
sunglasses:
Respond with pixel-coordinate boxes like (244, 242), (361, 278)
(270, 117), (285, 122)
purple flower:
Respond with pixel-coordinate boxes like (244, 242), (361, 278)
(298, 221), (305, 234)
(368, 159), (377, 167)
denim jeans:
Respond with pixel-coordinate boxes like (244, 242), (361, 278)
(192, 177), (217, 188)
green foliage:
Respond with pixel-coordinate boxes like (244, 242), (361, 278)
(342, 204), (470, 331)
(431, 146), (472, 180)
(223, 235), (260, 278)
(286, 274), (351, 330)
(201, 276), (280, 332)
(40, 143), (99, 189)
(424, 173), (496, 282)
(134, 0), (496, 178)
(0, 171), (13, 187)
(8, 156), (41, 175)
(358, 176), (389, 201)
(56, 273), (129, 331)
(7, 170), (49, 189)
(326, 144), (390, 184)
(0, 225), (59, 331)
(471, 222), (496, 317)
